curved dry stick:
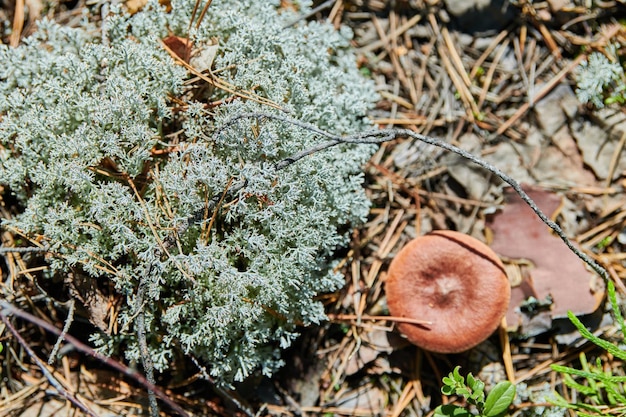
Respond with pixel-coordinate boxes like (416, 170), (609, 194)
(215, 112), (609, 283)
(392, 128), (608, 283)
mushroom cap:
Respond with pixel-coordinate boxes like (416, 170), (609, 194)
(386, 230), (510, 353)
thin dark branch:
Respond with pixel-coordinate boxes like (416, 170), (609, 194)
(0, 312), (99, 417)
(393, 128), (608, 282)
(0, 301), (190, 417)
(213, 112), (342, 142)
(274, 130), (396, 170)
(0, 246), (49, 253)
(189, 355), (256, 417)
(275, 139), (340, 170)
(214, 112), (610, 284)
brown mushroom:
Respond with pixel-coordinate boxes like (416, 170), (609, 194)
(385, 230), (510, 353)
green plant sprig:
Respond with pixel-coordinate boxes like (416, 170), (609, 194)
(551, 281), (626, 416)
(434, 366), (516, 417)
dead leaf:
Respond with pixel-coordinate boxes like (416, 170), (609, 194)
(486, 184), (605, 334)
(162, 35), (193, 63)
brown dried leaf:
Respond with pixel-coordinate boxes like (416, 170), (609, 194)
(487, 185), (605, 333)
(162, 35), (193, 63)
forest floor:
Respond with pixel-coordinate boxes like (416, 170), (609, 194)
(1, 0), (626, 416)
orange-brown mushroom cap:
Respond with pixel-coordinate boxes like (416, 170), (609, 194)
(386, 230), (510, 353)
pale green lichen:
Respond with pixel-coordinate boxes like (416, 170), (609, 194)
(575, 45), (625, 108)
(0, 0), (378, 383)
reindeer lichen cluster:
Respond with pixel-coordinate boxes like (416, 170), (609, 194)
(0, 0), (377, 382)
(575, 45), (625, 108)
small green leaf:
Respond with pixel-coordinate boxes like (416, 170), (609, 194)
(551, 364), (626, 383)
(562, 374), (597, 396)
(470, 388), (485, 405)
(433, 404), (473, 417)
(607, 281), (626, 340)
(605, 380), (626, 405)
(473, 379), (485, 394)
(359, 67), (372, 77)
(548, 391), (571, 408)
(595, 235), (612, 249)
(568, 311), (626, 361)
(606, 95), (626, 105)
(442, 376), (456, 387)
(457, 387), (471, 397)
(483, 381), (516, 417)
(453, 366), (464, 383)
(442, 384), (455, 396)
